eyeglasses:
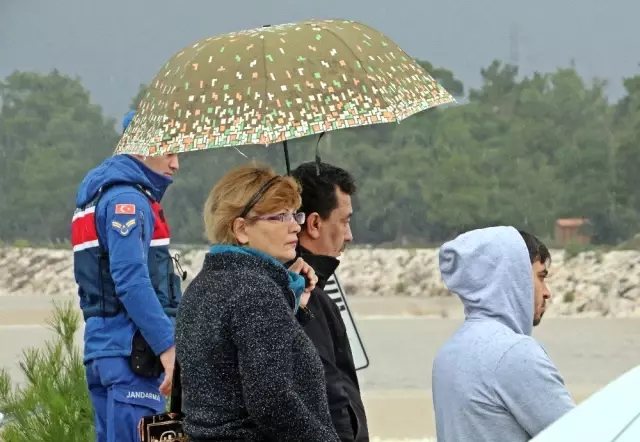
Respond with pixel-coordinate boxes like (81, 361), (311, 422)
(251, 212), (306, 225)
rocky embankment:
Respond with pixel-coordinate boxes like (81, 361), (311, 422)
(1, 245), (640, 317)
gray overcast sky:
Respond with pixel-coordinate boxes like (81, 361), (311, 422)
(2, 0), (638, 118)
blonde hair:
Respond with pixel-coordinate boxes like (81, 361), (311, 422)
(203, 163), (302, 244)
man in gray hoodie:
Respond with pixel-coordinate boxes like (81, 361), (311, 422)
(432, 226), (575, 442)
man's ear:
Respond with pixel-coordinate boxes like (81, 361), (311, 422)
(304, 212), (322, 240)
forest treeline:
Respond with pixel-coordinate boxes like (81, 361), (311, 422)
(2, 59), (640, 246)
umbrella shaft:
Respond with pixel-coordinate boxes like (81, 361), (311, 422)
(283, 141), (291, 175)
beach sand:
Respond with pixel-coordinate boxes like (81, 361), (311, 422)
(1, 295), (639, 439)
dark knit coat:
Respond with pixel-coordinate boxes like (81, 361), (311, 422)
(296, 247), (370, 442)
(175, 251), (340, 442)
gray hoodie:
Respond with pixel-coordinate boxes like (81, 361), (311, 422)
(432, 226), (575, 442)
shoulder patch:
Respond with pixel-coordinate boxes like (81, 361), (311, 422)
(111, 218), (137, 236)
(115, 204), (136, 215)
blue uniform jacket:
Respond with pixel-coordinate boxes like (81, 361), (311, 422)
(72, 154), (177, 362)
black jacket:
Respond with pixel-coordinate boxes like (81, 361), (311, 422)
(175, 251), (340, 442)
(297, 246), (370, 442)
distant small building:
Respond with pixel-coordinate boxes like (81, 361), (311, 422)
(555, 218), (591, 245)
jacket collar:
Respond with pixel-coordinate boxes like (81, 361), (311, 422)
(125, 155), (172, 202)
(204, 250), (290, 291)
(295, 245), (340, 290)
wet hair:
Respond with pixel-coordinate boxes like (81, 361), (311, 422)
(518, 230), (551, 265)
(203, 163), (301, 244)
(290, 162), (356, 220)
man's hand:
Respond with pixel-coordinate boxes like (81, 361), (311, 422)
(299, 291), (311, 309)
(158, 345), (176, 397)
(288, 257), (317, 308)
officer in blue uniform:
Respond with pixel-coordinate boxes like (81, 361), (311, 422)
(71, 111), (182, 442)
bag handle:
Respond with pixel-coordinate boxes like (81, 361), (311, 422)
(169, 360), (182, 415)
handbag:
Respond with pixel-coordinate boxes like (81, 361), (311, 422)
(138, 361), (187, 441)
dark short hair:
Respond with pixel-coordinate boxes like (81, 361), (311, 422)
(518, 230), (551, 265)
(291, 162), (356, 220)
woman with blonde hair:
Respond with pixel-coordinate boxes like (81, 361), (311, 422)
(175, 163), (340, 442)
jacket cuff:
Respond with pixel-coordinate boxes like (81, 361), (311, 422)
(296, 306), (314, 325)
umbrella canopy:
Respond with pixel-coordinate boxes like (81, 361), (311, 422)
(114, 18), (455, 157)
(532, 365), (640, 441)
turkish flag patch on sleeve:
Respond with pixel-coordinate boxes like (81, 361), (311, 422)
(115, 204), (136, 215)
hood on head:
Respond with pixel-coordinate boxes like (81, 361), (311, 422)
(439, 226), (534, 336)
(75, 154), (172, 207)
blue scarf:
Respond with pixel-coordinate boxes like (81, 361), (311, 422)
(209, 244), (306, 314)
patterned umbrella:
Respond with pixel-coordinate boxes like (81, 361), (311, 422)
(114, 19), (455, 165)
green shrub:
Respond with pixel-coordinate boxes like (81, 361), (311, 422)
(0, 301), (95, 441)
(12, 239), (30, 249)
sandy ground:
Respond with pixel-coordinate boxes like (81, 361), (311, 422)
(1, 295), (640, 439)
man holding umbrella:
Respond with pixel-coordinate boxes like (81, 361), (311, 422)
(71, 110), (182, 442)
(290, 161), (369, 442)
